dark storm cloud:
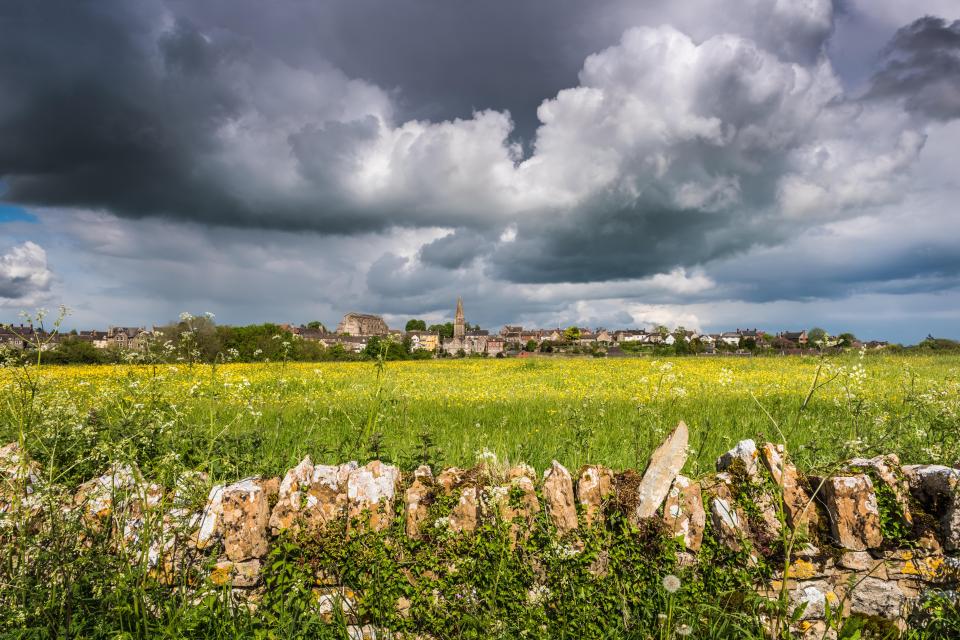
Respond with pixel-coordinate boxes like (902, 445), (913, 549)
(867, 16), (960, 120)
(2, 0), (955, 323)
(418, 229), (491, 269)
(0, 1), (393, 233)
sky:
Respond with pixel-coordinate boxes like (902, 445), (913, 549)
(0, 0), (958, 343)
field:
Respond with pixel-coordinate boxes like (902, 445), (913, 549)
(4, 353), (958, 486)
(3, 353), (960, 638)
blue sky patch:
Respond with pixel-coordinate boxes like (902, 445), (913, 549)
(0, 203), (38, 223)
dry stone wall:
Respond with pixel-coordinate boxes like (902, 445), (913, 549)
(3, 426), (960, 638)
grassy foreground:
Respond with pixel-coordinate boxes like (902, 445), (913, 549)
(2, 354), (960, 638)
(2, 353), (958, 486)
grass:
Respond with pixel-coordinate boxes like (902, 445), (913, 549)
(3, 353), (957, 487)
(2, 352), (959, 638)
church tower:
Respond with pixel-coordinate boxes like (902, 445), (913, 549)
(454, 297), (465, 339)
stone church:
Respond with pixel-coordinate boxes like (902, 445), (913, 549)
(336, 312), (389, 336)
(442, 298), (502, 356)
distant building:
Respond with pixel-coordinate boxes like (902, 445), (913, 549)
(407, 331), (440, 352)
(779, 330), (808, 346)
(335, 312), (389, 336)
(442, 298), (495, 355)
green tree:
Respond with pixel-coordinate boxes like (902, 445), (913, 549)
(837, 332), (857, 348)
(46, 338), (105, 364)
(428, 323), (455, 339)
(525, 339), (538, 352)
(306, 320), (326, 331)
(405, 319), (427, 331)
(563, 326), (581, 342)
(808, 327), (828, 345)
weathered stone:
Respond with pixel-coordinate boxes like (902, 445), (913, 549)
(347, 460), (400, 532)
(753, 490), (784, 541)
(839, 551), (884, 573)
(846, 454), (912, 526)
(633, 421), (688, 521)
(849, 577), (905, 619)
(195, 484), (225, 549)
(903, 464), (960, 551)
(233, 559), (262, 587)
(436, 467), (465, 494)
(822, 475), (883, 551)
(789, 580), (837, 620)
(717, 439), (759, 480)
(220, 477), (270, 561)
(576, 465), (614, 527)
(761, 442), (819, 534)
(702, 473), (751, 552)
(496, 474), (540, 543)
(662, 475), (705, 552)
(710, 495), (749, 552)
(505, 464), (536, 485)
(346, 625), (379, 640)
(449, 485), (480, 533)
(269, 457), (356, 535)
(74, 463), (142, 519)
(209, 558), (263, 588)
(542, 460), (577, 534)
(404, 465), (433, 538)
(314, 587), (358, 622)
(268, 456), (314, 534)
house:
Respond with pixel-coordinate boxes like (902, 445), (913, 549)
(407, 331), (440, 352)
(720, 332), (742, 347)
(320, 334), (369, 352)
(0, 331), (25, 349)
(779, 331), (808, 346)
(595, 329), (612, 344)
(105, 327), (152, 351)
(576, 332), (598, 346)
(486, 336), (505, 356)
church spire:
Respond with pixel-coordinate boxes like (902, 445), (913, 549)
(454, 297), (465, 338)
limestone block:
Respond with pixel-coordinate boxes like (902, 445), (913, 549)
(761, 442), (820, 533)
(542, 460), (578, 534)
(74, 463), (142, 519)
(449, 485), (480, 533)
(849, 577), (905, 620)
(821, 475), (883, 551)
(270, 457), (356, 535)
(710, 495), (750, 552)
(717, 439), (759, 480)
(404, 465), (433, 538)
(195, 484), (225, 550)
(903, 464), (960, 551)
(347, 461), (400, 532)
(845, 454), (912, 526)
(662, 475), (705, 551)
(633, 421), (688, 521)
(220, 477), (270, 561)
(577, 465), (614, 527)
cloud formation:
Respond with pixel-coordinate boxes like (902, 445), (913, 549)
(867, 16), (960, 120)
(0, 242), (53, 302)
(1, 0), (958, 341)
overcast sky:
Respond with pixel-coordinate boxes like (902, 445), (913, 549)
(1, 0), (958, 342)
